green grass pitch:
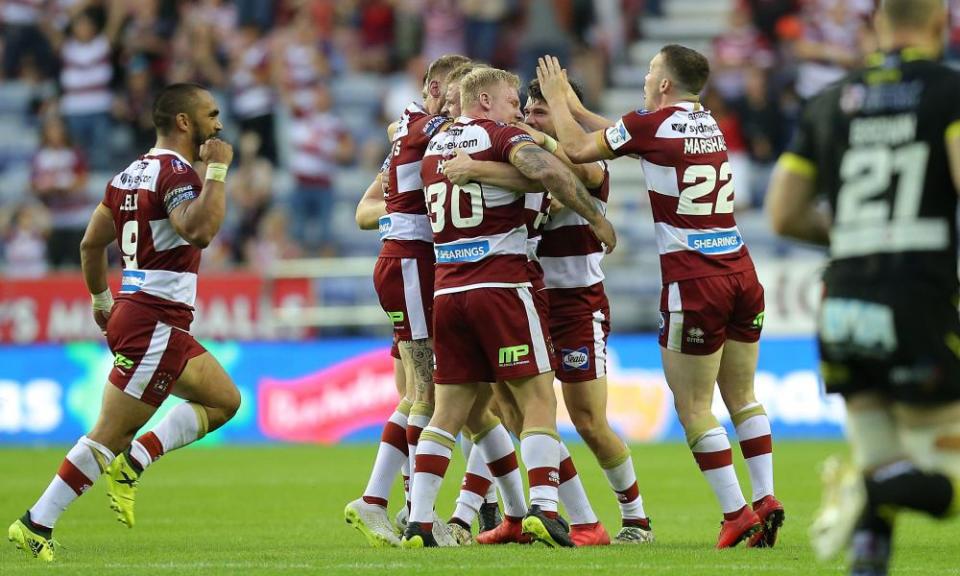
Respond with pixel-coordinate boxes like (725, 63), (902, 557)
(1, 441), (956, 575)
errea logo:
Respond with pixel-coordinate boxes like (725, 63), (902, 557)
(686, 327), (705, 344)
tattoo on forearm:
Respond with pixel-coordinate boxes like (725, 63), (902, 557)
(514, 146), (601, 223)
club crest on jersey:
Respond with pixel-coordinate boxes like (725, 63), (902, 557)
(171, 158), (188, 174)
(562, 347), (590, 371)
(605, 119), (631, 150)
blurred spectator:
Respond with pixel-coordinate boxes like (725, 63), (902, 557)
(235, 0), (274, 30)
(712, 9), (775, 103)
(227, 131), (273, 264)
(245, 207), (302, 270)
(948, 0), (960, 62)
(1, 0), (56, 79)
(272, 7), (333, 114)
(704, 88), (753, 209)
(734, 67), (783, 207)
(229, 25), (277, 163)
(167, 2), (229, 87)
(420, 0), (464, 63)
(461, 0), (506, 64)
(1, 203), (50, 278)
(743, 0), (799, 45)
(55, 9), (116, 171)
(31, 115), (89, 267)
(287, 84), (354, 255)
(348, 0), (395, 72)
(519, 0), (572, 88)
(793, 0), (875, 100)
(114, 57), (158, 152)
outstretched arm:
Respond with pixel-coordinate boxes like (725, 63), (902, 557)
(356, 172), (387, 230)
(537, 56), (614, 163)
(510, 144), (616, 252)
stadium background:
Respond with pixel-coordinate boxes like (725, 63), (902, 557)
(0, 0), (894, 447)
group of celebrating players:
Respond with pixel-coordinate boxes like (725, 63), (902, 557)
(11, 2), (959, 573)
(345, 47), (783, 549)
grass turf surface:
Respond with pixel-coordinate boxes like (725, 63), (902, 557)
(1, 441), (957, 575)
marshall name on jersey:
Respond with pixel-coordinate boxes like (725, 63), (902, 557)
(102, 148), (202, 328)
(602, 102), (754, 284)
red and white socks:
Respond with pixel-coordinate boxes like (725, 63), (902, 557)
(409, 426), (456, 532)
(29, 436), (115, 529)
(558, 441), (599, 525)
(127, 402), (209, 474)
(689, 423), (747, 516)
(451, 435), (495, 527)
(732, 403), (775, 503)
(475, 422), (526, 519)
(519, 429), (561, 515)
(362, 398), (411, 508)
(405, 401), (433, 490)
(600, 447), (648, 524)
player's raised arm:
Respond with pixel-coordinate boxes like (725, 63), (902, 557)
(356, 172), (387, 229)
(442, 149), (542, 192)
(79, 202), (117, 333)
(514, 122), (605, 188)
(509, 143), (616, 252)
(168, 138), (233, 248)
(537, 56), (614, 163)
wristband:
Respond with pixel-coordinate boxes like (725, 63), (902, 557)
(91, 288), (114, 311)
(205, 162), (228, 183)
(542, 134), (558, 153)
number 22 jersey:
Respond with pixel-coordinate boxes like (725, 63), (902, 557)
(601, 101), (755, 284)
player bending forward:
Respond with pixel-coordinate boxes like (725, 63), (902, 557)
(9, 83), (241, 561)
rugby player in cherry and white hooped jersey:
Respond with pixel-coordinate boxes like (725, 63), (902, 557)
(345, 54), (469, 549)
(537, 49), (783, 549)
(400, 67), (617, 549)
(9, 83), (240, 561)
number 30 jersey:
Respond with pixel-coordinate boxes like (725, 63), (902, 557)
(601, 101), (754, 284)
(785, 49), (960, 293)
(421, 117), (538, 296)
(102, 148), (202, 324)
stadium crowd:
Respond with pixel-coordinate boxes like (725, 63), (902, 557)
(2, 0), (957, 278)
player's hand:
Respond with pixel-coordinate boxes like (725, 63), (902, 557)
(199, 138), (234, 166)
(441, 149), (475, 186)
(590, 217), (617, 254)
(92, 306), (111, 337)
(537, 55), (569, 106)
(512, 122), (547, 147)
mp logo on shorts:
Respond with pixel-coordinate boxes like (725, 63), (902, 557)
(498, 345), (530, 367)
(114, 353), (134, 371)
(387, 311), (405, 324)
(562, 347), (590, 371)
(686, 327), (705, 345)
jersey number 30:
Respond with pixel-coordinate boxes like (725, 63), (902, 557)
(426, 182), (484, 233)
(677, 162), (735, 216)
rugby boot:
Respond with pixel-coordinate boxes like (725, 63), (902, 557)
(344, 498), (401, 547)
(752, 495), (785, 548)
(479, 501), (502, 533)
(476, 515), (528, 544)
(8, 514), (55, 562)
(810, 457), (865, 561)
(570, 521), (611, 546)
(613, 518), (655, 544)
(522, 505), (575, 548)
(447, 520), (474, 545)
(716, 505), (762, 549)
(402, 521), (439, 548)
(106, 452), (140, 528)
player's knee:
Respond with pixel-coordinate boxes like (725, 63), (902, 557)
(221, 386), (241, 421)
(570, 407), (604, 443)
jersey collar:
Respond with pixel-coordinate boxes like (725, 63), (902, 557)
(148, 147), (192, 167)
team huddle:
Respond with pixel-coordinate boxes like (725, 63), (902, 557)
(347, 46), (783, 549)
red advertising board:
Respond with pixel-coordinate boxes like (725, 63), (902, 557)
(0, 273), (313, 343)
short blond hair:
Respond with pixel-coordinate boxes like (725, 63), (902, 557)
(460, 68), (520, 109)
(446, 62), (489, 86)
(425, 54), (471, 84)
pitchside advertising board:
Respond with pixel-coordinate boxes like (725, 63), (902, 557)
(0, 336), (844, 444)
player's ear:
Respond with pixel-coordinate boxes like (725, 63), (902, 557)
(479, 91), (491, 111)
(175, 112), (191, 133)
(429, 79), (442, 99)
